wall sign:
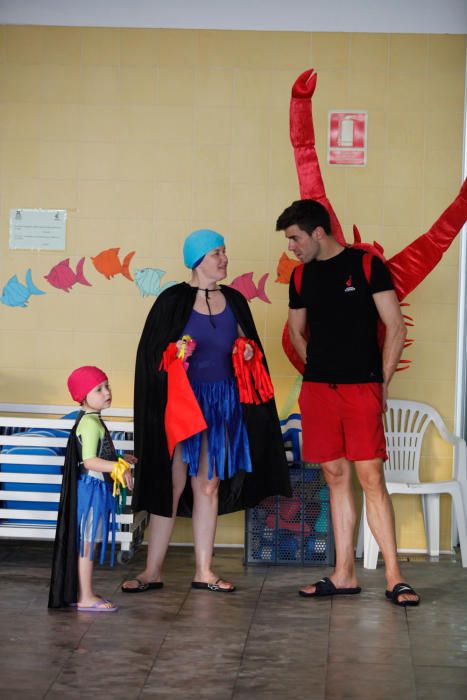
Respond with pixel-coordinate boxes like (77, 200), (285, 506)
(9, 209), (67, 250)
(328, 111), (368, 166)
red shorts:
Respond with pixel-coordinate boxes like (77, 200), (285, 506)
(299, 382), (387, 463)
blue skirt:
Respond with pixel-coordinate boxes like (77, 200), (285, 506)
(182, 377), (253, 480)
(77, 474), (117, 565)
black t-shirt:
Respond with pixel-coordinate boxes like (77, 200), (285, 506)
(289, 247), (394, 383)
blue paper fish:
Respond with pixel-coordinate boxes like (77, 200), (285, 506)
(1, 269), (45, 308)
(133, 268), (177, 298)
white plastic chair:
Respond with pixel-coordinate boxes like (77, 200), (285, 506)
(356, 399), (467, 568)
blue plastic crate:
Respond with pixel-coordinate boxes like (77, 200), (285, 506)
(244, 463), (335, 566)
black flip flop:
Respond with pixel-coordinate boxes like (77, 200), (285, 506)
(299, 576), (361, 598)
(121, 578), (164, 593)
(191, 578), (236, 593)
(385, 582), (420, 607)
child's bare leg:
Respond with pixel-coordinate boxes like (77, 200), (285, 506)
(77, 542), (95, 605)
(122, 445), (187, 590)
(77, 542), (114, 609)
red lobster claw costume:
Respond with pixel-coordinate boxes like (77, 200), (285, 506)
(283, 68), (467, 374)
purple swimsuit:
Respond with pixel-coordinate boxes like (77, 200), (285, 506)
(181, 301), (253, 480)
(183, 304), (238, 382)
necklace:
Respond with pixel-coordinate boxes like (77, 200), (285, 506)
(196, 286), (220, 295)
(194, 287), (221, 327)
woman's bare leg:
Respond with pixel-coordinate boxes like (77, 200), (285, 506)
(191, 434), (234, 590)
(122, 445), (187, 589)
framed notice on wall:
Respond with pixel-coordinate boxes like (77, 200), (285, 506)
(9, 208), (67, 250)
(328, 111), (368, 166)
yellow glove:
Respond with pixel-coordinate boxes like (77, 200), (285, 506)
(110, 457), (130, 497)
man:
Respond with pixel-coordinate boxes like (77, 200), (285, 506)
(276, 199), (420, 606)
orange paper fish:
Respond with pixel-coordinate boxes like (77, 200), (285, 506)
(91, 248), (135, 281)
(276, 252), (301, 284)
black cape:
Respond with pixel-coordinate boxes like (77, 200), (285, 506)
(48, 413), (117, 609)
(48, 417), (81, 608)
(132, 282), (291, 517)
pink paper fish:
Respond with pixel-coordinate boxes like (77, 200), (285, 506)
(229, 272), (271, 303)
(44, 257), (91, 293)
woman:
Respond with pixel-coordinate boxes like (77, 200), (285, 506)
(122, 229), (290, 593)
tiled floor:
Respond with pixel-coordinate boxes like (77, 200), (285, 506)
(0, 541), (466, 699)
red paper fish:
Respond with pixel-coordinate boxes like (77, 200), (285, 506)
(229, 272), (271, 303)
(44, 257), (91, 293)
(91, 248), (135, 281)
(276, 252), (301, 284)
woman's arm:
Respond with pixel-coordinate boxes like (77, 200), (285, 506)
(236, 324), (253, 360)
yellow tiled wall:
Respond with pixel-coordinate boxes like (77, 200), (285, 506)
(0, 26), (465, 549)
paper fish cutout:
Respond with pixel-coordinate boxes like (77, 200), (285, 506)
(229, 272), (271, 303)
(276, 252), (301, 284)
(133, 268), (177, 297)
(44, 257), (91, 293)
(91, 248), (135, 281)
(1, 269), (45, 308)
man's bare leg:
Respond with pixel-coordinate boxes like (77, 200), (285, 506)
(355, 459), (419, 604)
(300, 458), (359, 595)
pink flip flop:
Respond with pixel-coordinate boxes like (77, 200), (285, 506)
(77, 599), (118, 613)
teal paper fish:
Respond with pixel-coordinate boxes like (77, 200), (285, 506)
(1, 269), (45, 308)
(134, 268), (177, 298)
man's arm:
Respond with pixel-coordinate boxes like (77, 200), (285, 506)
(288, 307), (308, 365)
(373, 289), (407, 408)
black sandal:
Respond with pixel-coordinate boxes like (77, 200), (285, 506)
(191, 578), (236, 593)
(121, 578), (164, 593)
(385, 582), (420, 607)
(299, 576), (361, 598)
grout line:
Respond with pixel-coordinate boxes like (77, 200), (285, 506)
(229, 568), (268, 700)
(41, 618), (95, 699)
(136, 584), (193, 700)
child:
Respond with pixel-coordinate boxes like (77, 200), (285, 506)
(48, 366), (134, 612)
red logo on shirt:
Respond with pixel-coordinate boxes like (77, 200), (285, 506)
(345, 275), (356, 293)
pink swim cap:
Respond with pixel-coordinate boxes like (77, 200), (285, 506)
(67, 366), (108, 403)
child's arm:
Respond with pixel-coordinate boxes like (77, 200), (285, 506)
(83, 456), (133, 490)
(78, 415), (133, 488)
(82, 456), (115, 473)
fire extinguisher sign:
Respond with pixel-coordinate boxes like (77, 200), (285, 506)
(328, 111), (368, 166)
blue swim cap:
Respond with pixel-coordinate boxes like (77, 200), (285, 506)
(183, 229), (225, 269)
